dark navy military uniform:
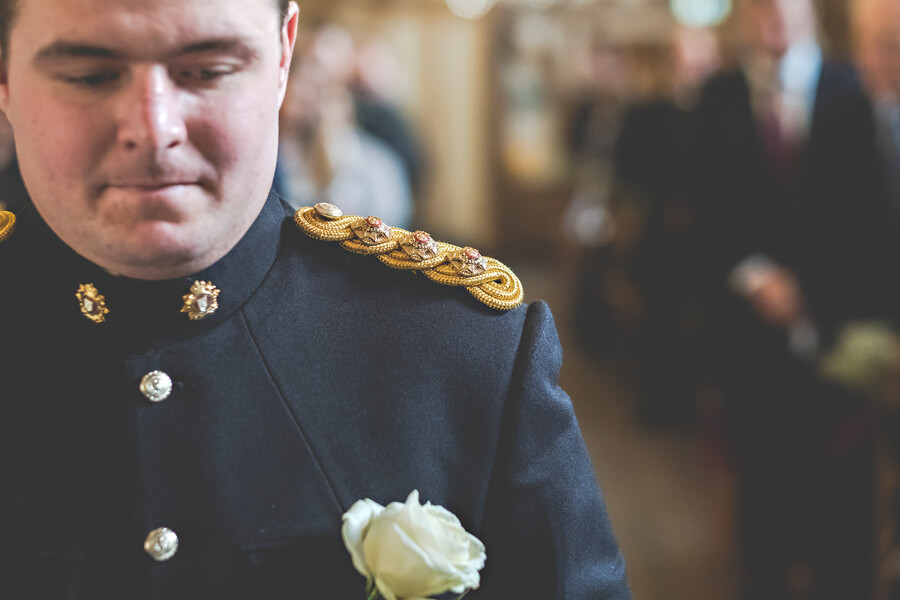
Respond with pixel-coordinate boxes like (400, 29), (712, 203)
(0, 193), (630, 599)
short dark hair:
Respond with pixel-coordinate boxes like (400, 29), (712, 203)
(0, 0), (293, 60)
(0, 0), (14, 60)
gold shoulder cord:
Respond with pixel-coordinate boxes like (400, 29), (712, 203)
(295, 205), (524, 311)
(0, 211), (15, 244)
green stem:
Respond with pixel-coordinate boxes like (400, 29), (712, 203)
(365, 582), (381, 600)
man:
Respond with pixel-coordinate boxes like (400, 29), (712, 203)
(854, 0), (900, 246)
(612, 26), (719, 429)
(693, 0), (889, 597)
(851, 1), (900, 596)
(0, 0), (631, 598)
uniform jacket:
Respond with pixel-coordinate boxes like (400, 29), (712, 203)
(0, 193), (630, 599)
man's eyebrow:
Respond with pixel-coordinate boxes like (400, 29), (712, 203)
(176, 38), (258, 61)
(32, 37), (258, 66)
(33, 42), (120, 65)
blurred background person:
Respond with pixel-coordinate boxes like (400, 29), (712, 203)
(276, 25), (414, 228)
(613, 25), (720, 429)
(854, 0), (900, 250)
(564, 38), (630, 357)
(693, 0), (890, 596)
(851, 0), (900, 595)
(351, 34), (430, 207)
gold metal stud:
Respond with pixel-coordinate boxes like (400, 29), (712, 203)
(450, 247), (488, 277)
(351, 216), (392, 246)
(76, 283), (110, 323)
(400, 231), (440, 262)
(180, 281), (220, 321)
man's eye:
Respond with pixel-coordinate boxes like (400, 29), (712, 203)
(63, 72), (120, 87)
(177, 66), (236, 83)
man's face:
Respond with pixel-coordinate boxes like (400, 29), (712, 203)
(0, 0), (298, 279)
(744, 0), (817, 59)
(855, 0), (900, 99)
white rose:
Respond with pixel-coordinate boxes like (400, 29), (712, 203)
(341, 490), (486, 600)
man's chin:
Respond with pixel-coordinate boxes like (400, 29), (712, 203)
(97, 224), (216, 280)
(103, 184), (207, 221)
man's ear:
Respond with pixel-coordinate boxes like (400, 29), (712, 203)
(0, 54), (10, 116)
(277, 2), (300, 108)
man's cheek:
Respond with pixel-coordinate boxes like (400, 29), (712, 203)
(195, 111), (272, 167)
(18, 106), (96, 170)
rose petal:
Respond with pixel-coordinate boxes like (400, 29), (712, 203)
(347, 491), (486, 599)
(365, 520), (449, 598)
(342, 498), (385, 578)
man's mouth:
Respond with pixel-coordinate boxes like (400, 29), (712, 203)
(111, 181), (196, 190)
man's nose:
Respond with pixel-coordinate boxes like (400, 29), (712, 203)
(116, 66), (187, 152)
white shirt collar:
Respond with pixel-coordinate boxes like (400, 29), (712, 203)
(744, 39), (822, 140)
(778, 38), (822, 99)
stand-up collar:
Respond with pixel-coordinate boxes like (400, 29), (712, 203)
(22, 190), (289, 352)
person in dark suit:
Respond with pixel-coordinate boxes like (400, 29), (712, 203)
(850, 0), (900, 596)
(613, 28), (720, 429)
(0, 0), (631, 598)
(693, 0), (890, 597)
(853, 0), (900, 313)
(615, 97), (700, 429)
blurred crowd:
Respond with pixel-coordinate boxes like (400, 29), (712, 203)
(275, 23), (427, 229)
(567, 0), (900, 598)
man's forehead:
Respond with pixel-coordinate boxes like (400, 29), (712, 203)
(858, 0), (900, 26)
(10, 0), (283, 56)
(12, 0), (282, 31)
(14, 0), (281, 11)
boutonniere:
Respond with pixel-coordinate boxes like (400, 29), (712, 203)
(342, 490), (486, 600)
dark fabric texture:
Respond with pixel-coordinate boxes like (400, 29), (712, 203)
(0, 158), (27, 214)
(613, 99), (704, 428)
(0, 193), (630, 599)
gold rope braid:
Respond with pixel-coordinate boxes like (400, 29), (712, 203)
(0, 211), (15, 244)
(294, 206), (524, 311)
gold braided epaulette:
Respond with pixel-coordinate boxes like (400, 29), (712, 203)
(295, 203), (524, 311)
(0, 211), (15, 244)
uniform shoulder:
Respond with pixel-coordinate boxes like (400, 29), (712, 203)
(0, 211), (16, 245)
(293, 202), (524, 311)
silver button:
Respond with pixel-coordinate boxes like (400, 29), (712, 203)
(139, 371), (173, 403)
(144, 527), (179, 562)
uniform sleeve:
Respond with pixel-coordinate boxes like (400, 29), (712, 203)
(477, 301), (631, 599)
